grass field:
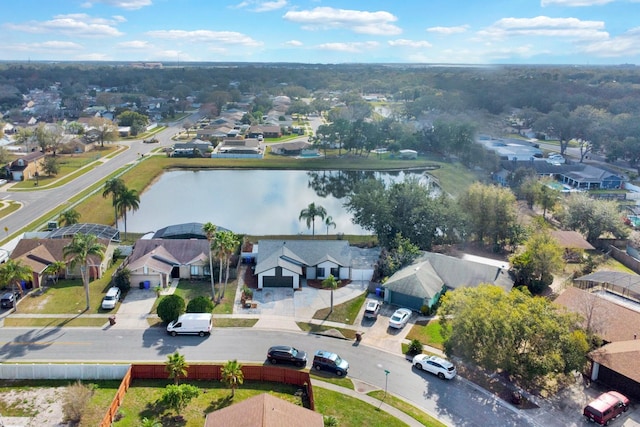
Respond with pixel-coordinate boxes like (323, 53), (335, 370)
(405, 319), (445, 350)
(312, 291), (367, 325)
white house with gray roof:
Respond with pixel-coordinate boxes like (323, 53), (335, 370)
(254, 240), (373, 289)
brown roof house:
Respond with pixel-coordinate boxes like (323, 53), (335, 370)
(7, 151), (45, 182)
(124, 239), (210, 289)
(10, 237), (114, 290)
(550, 230), (595, 263)
(204, 393), (323, 427)
(554, 286), (640, 399)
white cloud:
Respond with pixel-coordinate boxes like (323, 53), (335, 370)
(284, 7), (402, 36)
(4, 41), (83, 53)
(78, 52), (111, 60)
(426, 25), (469, 35)
(479, 16), (608, 41)
(232, 0), (287, 12)
(388, 39), (432, 48)
(4, 14), (124, 37)
(541, 0), (613, 6)
(146, 29), (263, 47)
(316, 41), (379, 52)
(285, 40), (303, 46)
(85, 0), (153, 10)
(580, 27), (640, 57)
(117, 40), (151, 49)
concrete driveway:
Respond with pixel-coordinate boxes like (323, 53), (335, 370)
(108, 287), (158, 329)
(352, 295), (415, 354)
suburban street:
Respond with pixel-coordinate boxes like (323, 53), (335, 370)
(0, 326), (546, 427)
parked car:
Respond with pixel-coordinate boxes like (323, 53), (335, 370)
(0, 290), (20, 309)
(583, 391), (629, 425)
(388, 308), (412, 329)
(312, 350), (349, 376)
(266, 345), (307, 367)
(412, 354), (457, 380)
(364, 300), (381, 319)
(101, 287), (121, 310)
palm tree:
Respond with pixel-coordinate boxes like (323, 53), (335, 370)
(63, 233), (106, 311)
(115, 187), (140, 241)
(0, 259), (32, 312)
(202, 222), (217, 300)
(218, 231), (240, 300)
(58, 209), (80, 227)
(299, 202), (327, 236)
(43, 260), (66, 284)
(102, 178), (125, 227)
(221, 359), (244, 398)
(165, 351), (189, 385)
(324, 215), (336, 236)
(322, 274), (340, 314)
(211, 234), (225, 303)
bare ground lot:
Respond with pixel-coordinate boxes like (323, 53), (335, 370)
(0, 386), (67, 426)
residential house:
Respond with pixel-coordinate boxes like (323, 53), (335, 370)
(204, 393), (323, 427)
(171, 140), (213, 158)
(249, 125), (281, 139)
(152, 222), (230, 240)
(254, 240), (377, 289)
(124, 239), (211, 288)
(495, 159), (625, 190)
(269, 140), (311, 156)
(7, 151), (46, 181)
(382, 252), (513, 311)
(554, 286), (640, 399)
(216, 138), (261, 156)
(550, 230), (595, 263)
(10, 236), (114, 289)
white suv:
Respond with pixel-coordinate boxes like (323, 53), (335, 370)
(412, 354), (457, 380)
(101, 287), (121, 310)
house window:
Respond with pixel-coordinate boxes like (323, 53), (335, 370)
(191, 265), (199, 275)
(143, 266), (148, 275)
(330, 267), (339, 277)
(316, 267), (325, 278)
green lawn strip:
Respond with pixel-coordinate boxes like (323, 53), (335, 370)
(110, 379), (302, 427)
(150, 279), (237, 316)
(312, 291), (366, 325)
(367, 390), (447, 427)
(18, 260), (123, 315)
(3, 317), (108, 327)
(309, 372), (355, 390)
(296, 321), (357, 340)
(212, 318), (258, 328)
(313, 387), (408, 427)
(405, 319), (445, 350)
(0, 201), (20, 218)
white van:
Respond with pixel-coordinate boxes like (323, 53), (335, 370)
(166, 313), (212, 337)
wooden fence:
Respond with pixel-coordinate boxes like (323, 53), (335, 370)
(99, 364), (314, 426)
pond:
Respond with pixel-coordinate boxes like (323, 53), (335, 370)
(124, 169), (433, 235)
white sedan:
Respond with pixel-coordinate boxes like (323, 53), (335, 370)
(388, 308), (412, 329)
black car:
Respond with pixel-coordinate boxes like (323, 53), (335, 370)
(0, 290), (20, 309)
(267, 345), (307, 367)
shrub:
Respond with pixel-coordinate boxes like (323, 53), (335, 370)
(62, 381), (94, 424)
(112, 268), (131, 293)
(186, 296), (214, 313)
(407, 339), (423, 355)
(157, 294), (186, 323)
(161, 384), (200, 415)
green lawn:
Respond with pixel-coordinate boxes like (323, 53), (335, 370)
(17, 260), (124, 315)
(405, 319), (445, 350)
(296, 321), (357, 340)
(367, 390), (447, 427)
(151, 279), (238, 317)
(3, 317), (109, 327)
(312, 291), (366, 325)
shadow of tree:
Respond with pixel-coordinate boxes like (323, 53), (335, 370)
(202, 393), (234, 415)
(138, 399), (164, 421)
(159, 414), (187, 427)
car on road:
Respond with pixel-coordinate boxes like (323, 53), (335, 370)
(364, 300), (381, 319)
(312, 350), (349, 376)
(583, 391), (629, 425)
(266, 345), (307, 367)
(101, 287), (121, 310)
(388, 308), (412, 329)
(143, 138), (159, 143)
(0, 290), (20, 309)
(412, 354), (457, 380)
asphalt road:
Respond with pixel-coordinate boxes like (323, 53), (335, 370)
(0, 326), (543, 427)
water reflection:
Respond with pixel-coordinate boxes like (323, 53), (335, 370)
(125, 169), (429, 235)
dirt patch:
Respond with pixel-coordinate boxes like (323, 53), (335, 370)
(0, 386), (68, 426)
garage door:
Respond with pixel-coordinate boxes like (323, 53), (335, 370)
(263, 276), (293, 287)
(388, 291), (423, 311)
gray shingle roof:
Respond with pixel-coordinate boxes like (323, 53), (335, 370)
(255, 240), (351, 275)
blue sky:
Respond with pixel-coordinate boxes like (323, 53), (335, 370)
(3, 0), (640, 64)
